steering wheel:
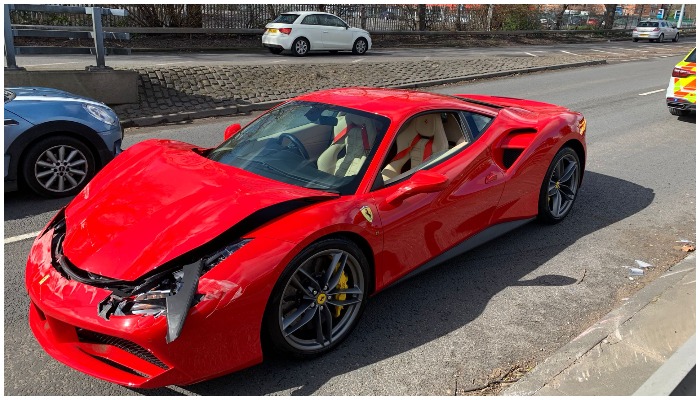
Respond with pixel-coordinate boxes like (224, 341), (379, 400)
(278, 133), (309, 159)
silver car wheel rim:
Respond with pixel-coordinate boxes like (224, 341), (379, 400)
(296, 40), (308, 55)
(279, 249), (364, 351)
(547, 154), (579, 218)
(34, 145), (88, 193)
(356, 40), (366, 53)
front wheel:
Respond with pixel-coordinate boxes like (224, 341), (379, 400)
(672, 33), (679, 42)
(21, 135), (96, 198)
(538, 146), (581, 224)
(264, 238), (369, 358)
(292, 38), (310, 56)
(352, 38), (368, 55)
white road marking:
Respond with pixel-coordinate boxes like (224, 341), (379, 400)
(560, 50), (580, 56)
(590, 49), (623, 55)
(524, 52), (537, 57)
(638, 89), (665, 96)
(352, 58), (365, 63)
(23, 61), (83, 67)
(5, 231), (41, 245)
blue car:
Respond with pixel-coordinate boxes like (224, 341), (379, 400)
(4, 87), (123, 197)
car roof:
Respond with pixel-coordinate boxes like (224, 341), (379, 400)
(281, 11), (337, 17)
(294, 87), (496, 121)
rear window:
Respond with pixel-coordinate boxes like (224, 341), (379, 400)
(637, 21), (659, 27)
(685, 49), (696, 63)
(272, 14), (299, 24)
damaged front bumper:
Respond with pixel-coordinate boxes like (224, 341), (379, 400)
(26, 223), (296, 388)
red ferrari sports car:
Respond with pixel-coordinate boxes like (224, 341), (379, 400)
(26, 87), (586, 388)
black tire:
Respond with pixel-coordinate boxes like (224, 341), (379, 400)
(538, 146), (581, 224)
(672, 33), (679, 42)
(352, 38), (368, 55)
(669, 107), (690, 116)
(269, 47), (283, 55)
(21, 135), (96, 198)
(329, 50), (339, 55)
(263, 238), (370, 358)
(657, 33), (664, 43)
(292, 38), (310, 57)
(633, 38), (639, 42)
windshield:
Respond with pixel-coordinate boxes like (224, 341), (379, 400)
(208, 101), (390, 195)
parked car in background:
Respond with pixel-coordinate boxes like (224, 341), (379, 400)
(262, 11), (372, 56)
(632, 20), (679, 42)
(4, 87), (122, 197)
(666, 48), (696, 116)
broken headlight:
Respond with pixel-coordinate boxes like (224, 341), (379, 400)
(97, 239), (251, 342)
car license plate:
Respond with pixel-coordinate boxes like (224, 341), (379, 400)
(267, 28), (278, 33)
(640, 34), (648, 37)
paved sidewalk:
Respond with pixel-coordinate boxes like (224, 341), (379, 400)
(114, 56), (605, 127)
(502, 254), (696, 396)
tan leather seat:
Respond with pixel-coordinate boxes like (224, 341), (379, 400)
(317, 114), (378, 177)
(382, 114), (449, 181)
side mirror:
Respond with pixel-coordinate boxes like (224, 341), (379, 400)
(384, 170), (449, 206)
(224, 123), (241, 140)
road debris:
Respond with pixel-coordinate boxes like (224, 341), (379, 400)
(628, 267), (644, 276)
(635, 260), (653, 269)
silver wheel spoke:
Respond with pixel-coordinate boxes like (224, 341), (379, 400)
(326, 297), (362, 307)
(69, 159), (87, 167)
(283, 302), (315, 335)
(65, 174), (78, 187)
(296, 268), (321, 292)
(551, 191), (562, 216)
(548, 183), (558, 196)
(321, 306), (332, 345)
(36, 160), (54, 168)
(65, 149), (79, 163)
(58, 146), (66, 162)
(44, 174), (57, 189)
(324, 252), (348, 289)
(36, 170), (54, 178)
(68, 168), (86, 176)
(560, 186), (575, 201)
(328, 286), (362, 296)
(58, 176), (65, 192)
(45, 149), (58, 163)
(560, 162), (577, 183)
(290, 276), (313, 298)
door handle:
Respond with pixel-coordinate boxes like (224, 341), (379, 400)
(485, 172), (498, 184)
(4, 119), (18, 126)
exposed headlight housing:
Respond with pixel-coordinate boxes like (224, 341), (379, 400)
(83, 103), (117, 126)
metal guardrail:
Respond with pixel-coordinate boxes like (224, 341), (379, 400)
(4, 4), (128, 70)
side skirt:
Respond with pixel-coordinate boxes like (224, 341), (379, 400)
(387, 218), (535, 289)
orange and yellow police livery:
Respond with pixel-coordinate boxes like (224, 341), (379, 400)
(666, 48), (696, 116)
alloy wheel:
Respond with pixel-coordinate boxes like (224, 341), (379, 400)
(278, 249), (365, 352)
(34, 144), (89, 193)
(547, 153), (580, 218)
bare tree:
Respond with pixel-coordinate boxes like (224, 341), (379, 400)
(417, 4), (426, 31)
(603, 4), (617, 29)
(487, 4), (494, 31)
(555, 4), (568, 30)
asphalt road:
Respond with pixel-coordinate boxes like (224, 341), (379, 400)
(12, 39), (694, 70)
(4, 56), (696, 395)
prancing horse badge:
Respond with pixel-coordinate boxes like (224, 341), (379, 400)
(360, 206), (373, 223)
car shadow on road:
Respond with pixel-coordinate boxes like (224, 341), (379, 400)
(133, 171), (654, 396)
(674, 114), (696, 124)
(4, 190), (72, 221)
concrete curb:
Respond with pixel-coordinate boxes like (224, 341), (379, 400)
(501, 253), (696, 396)
(121, 59), (606, 128)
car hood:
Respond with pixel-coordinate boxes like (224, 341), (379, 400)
(63, 139), (337, 281)
(7, 87), (103, 104)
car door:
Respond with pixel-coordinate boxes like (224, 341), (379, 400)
(319, 14), (353, 50)
(299, 14), (326, 50)
(370, 110), (506, 286)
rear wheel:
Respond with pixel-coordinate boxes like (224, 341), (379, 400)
(669, 107), (690, 116)
(269, 47), (283, 55)
(292, 38), (310, 57)
(21, 135), (96, 198)
(633, 38), (639, 42)
(538, 146), (581, 224)
(264, 238), (369, 358)
(657, 33), (664, 43)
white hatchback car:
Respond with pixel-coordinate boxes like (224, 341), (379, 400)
(632, 20), (679, 43)
(262, 11), (372, 56)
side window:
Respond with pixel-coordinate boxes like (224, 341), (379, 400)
(461, 111), (494, 140)
(379, 112), (470, 185)
(328, 15), (347, 27)
(302, 15), (319, 25)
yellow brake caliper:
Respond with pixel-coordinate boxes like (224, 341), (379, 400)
(334, 270), (349, 318)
